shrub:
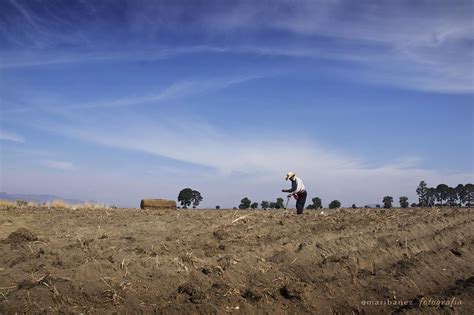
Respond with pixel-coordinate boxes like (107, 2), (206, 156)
(328, 200), (341, 209)
(216, 205), (220, 210)
(16, 200), (28, 207)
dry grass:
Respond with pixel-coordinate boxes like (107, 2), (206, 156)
(50, 200), (69, 209)
(0, 199), (109, 210)
(48, 200), (110, 210)
(76, 202), (109, 210)
(0, 200), (17, 208)
(174, 250), (204, 273)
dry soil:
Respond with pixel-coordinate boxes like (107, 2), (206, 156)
(0, 207), (472, 314)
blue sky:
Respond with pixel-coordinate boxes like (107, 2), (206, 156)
(1, 0), (473, 208)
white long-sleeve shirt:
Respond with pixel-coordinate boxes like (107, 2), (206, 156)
(285, 176), (306, 195)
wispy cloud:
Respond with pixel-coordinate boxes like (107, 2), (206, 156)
(1, 1), (472, 93)
(41, 159), (75, 171)
(6, 74), (268, 114)
(67, 74), (265, 110)
(8, 0), (40, 31)
(1, 43), (471, 94)
(206, 1), (474, 93)
(0, 46), (230, 69)
(0, 130), (25, 143)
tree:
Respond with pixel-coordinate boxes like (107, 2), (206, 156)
(351, 204), (357, 209)
(191, 190), (203, 208)
(411, 203), (418, 207)
(276, 198), (284, 209)
(251, 202), (258, 209)
(447, 187), (457, 206)
(178, 188), (203, 208)
(178, 188), (195, 208)
(328, 200), (341, 209)
(261, 201), (269, 210)
(435, 184), (450, 206)
(239, 197), (251, 209)
(383, 196), (393, 209)
(465, 183), (473, 206)
(399, 196), (409, 208)
(306, 197), (321, 210)
(269, 202), (277, 209)
(383, 196), (393, 208)
(312, 197), (322, 209)
(455, 184), (467, 206)
(416, 181), (429, 206)
(215, 205), (220, 210)
(427, 187), (436, 206)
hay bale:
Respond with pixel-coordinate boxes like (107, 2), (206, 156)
(140, 199), (176, 210)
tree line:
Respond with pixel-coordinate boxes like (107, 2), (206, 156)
(177, 181), (473, 209)
(415, 181), (473, 207)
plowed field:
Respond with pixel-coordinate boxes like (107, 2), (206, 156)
(0, 207), (472, 314)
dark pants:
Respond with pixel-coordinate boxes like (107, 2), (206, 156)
(296, 191), (307, 215)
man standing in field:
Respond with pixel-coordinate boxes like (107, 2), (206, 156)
(282, 172), (307, 215)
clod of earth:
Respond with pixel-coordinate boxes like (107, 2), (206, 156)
(3, 228), (38, 243)
(242, 288), (263, 302)
(269, 251), (287, 263)
(177, 282), (207, 303)
(280, 283), (305, 300)
(213, 229), (230, 241)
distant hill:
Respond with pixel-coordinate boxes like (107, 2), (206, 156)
(0, 192), (87, 204)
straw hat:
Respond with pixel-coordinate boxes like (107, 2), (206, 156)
(285, 172), (296, 181)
